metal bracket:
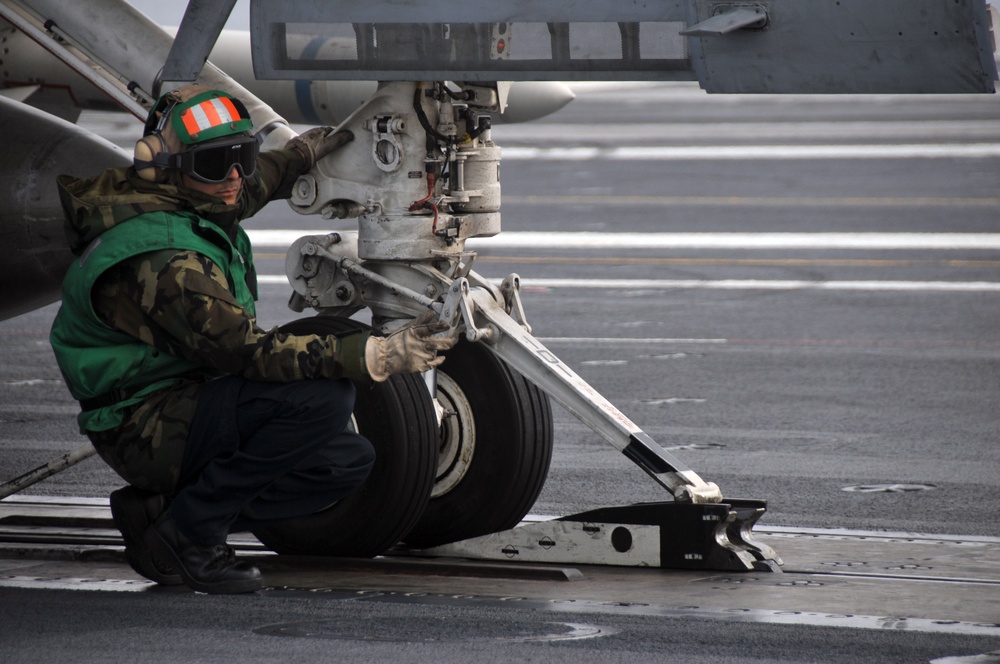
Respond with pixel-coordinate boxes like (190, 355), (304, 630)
(681, 6), (769, 36)
(438, 277), (485, 343)
(368, 115), (407, 173)
(416, 500), (782, 572)
(500, 274), (531, 334)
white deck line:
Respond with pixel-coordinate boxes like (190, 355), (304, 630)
(247, 231), (1000, 251)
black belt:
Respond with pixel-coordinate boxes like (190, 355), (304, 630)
(79, 388), (135, 411)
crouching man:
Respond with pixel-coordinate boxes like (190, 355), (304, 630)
(50, 85), (454, 594)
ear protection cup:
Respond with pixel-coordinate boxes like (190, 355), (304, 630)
(133, 134), (168, 182)
(133, 95), (183, 182)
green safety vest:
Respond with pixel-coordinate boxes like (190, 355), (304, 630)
(50, 210), (257, 434)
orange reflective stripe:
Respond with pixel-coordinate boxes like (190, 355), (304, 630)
(199, 99), (223, 128)
(216, 96), (241, 123)
(181, 97), (243, 137)
(181, 106), (203, 136)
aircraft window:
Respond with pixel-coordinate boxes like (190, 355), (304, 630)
(263, 21), (691, 80)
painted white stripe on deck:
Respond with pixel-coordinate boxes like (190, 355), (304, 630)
(248, 231), (1000, 251)
(518, 279), (1000, 292)
(500, 143), (1000, 161)
(256, 275), (1000, 292)
(538, 337), (728, 345)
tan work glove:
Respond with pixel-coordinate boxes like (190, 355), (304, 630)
(285, 127), (354, 170)
(365, 311), (457, 382)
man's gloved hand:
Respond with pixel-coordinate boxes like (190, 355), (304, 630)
(285, 127), (354, 171)
(365, 311), (458, 382)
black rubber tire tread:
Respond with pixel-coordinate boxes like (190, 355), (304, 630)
(501, 368), (554, 529)
(250, 316), (437, 557)
(402, 339), (554, 548)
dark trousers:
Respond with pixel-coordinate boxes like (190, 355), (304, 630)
(168, 377), (375, 545)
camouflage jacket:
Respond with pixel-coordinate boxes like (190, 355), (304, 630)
(52, 150), (368, 494)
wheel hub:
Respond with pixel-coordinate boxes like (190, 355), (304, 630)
(431, 373), (476, 499)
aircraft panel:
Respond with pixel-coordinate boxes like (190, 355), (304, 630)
(689, 0), (998, 93)
(249, 0), (998, 93)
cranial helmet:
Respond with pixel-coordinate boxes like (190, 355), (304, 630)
(133, 85), (257, 183)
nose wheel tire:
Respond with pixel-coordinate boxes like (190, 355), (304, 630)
(403, 338), (554, 548)
(250, 316), (437, 557)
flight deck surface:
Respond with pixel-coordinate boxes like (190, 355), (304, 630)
(1, 495), (998, 638)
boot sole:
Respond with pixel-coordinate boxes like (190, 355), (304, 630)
(109, 489), (184, 586)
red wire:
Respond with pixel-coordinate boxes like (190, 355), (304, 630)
(409, 171), (441, 236)
(409, 172), (436, 210)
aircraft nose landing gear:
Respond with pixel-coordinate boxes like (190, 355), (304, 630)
(268, 80), (781, 572)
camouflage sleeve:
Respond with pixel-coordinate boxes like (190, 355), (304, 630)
(94, 248), (369, 382)
(237, 148), (309, 219)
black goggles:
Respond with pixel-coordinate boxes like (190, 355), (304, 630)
(170, 135), (259, 183)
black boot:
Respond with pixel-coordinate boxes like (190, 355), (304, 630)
(143, 511), (261, 594)
(109, 486), (183, 586)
